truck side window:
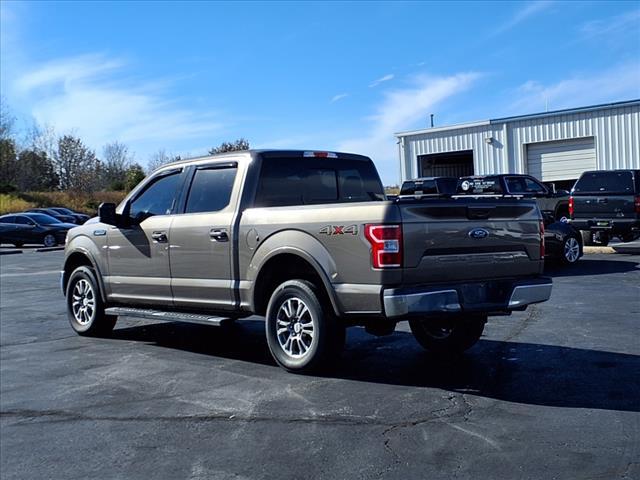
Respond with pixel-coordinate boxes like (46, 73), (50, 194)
(185, 167), (237, 213)
(129, 172), (181, 221)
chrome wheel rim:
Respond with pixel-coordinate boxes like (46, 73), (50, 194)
(564, 237), (580, 263)
(72, 279), (96, 325)
(43, 234), (56, 247)
(276, 297), (315, 358)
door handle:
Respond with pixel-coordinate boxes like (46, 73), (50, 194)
(597, 198), (608, 204)
(151, 231), (168, 243)
(209, 228), (229, 242)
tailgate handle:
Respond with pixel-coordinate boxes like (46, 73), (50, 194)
(467, 206), (494, 219)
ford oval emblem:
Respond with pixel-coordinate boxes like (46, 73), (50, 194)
(469, 228), (489, 239)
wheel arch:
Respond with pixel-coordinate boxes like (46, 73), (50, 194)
(63, 248), (107, 302)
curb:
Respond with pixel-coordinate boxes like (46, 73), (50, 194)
(583, 246), (615, 254)
(0, 250), (23, 255)
(35, 247), (66, 253)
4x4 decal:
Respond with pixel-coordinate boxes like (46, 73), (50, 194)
(319, 225), (359, 236)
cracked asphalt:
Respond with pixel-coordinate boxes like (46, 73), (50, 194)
(1, 251), (639, 479)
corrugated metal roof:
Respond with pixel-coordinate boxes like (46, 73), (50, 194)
(396, 99), (640, 138)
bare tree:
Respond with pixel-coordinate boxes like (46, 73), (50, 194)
(209, 138), (250, 155)
(102, 141), (133, 190)
(0, 97), (16, 141)
(147, 149), (181, 173)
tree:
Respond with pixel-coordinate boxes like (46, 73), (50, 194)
(209, 138), (250, 155)
(102, 141), (133, 190)
(147, 149), (180, 173)
(125, 164), (146, 191)
(16, 149), (59, 191)
(54, 135), (99, 191)
(0, 138), (18, 192)
(0, 97), (16, 141)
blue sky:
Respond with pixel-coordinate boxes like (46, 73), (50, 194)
(1, 1), (639, 184)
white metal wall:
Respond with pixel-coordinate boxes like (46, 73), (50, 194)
(399, 102), (640, 182)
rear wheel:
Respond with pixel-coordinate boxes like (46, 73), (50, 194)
(42, 234), (57, 247)
(560, 234), (581, 265)
(66, 266), (116, 336)
(265, 280), (345, 373)
(409, 315), (486, 354)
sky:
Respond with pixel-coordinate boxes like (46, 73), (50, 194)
(1, 1), (639, 184)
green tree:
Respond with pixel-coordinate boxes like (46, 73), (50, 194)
(125, 163), (146, 191)
(0, 138), (18, 192)
(16, 150), (59, 191)
(147, 149), (181, 173)
(209, 138), (250, 155)
(54, 135), (99, 191)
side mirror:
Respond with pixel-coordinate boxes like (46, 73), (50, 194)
(98, 203), (117, 226)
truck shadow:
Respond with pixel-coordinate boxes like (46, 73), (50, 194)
(111, 320), (639, 413)
(545, 257), (639, 277)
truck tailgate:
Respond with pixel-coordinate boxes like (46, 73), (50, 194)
(400, 198), (543, 284)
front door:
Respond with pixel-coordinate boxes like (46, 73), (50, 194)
(169, 163), (239, 311)
(105, 169), (184, 306)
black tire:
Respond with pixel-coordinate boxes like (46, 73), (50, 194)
(66, 266), (116, 336)
(580, 230), (595, 246)
(594, 232), (610, 246)
(13, 242), (24, 248)
(409, 315), (486, 355)
(559, 234), (581, 265)
(42, 233), (57, 247)
(265, 280), (345, 373)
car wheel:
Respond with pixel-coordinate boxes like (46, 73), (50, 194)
(560, 235), (581, 265)
(409, 315), (486, 354)
(66, 266), (116, 336)
(265, 280), (345, 373)
(42, 234), (57, 247)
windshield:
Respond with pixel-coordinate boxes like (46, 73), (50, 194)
(52, 208), (73, 215)
(573, 171), (635, 194)
(26, 213), (62, 225)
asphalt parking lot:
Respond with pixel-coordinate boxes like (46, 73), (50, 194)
(1, 250), (639, 479)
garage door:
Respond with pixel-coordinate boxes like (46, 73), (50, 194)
(526, 137), (596, 182)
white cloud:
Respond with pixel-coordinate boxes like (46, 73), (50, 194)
(580, 8), (640, 39)
(8, 54), (224, 161)
(339, 72), (481, 184)
(369, 74), (395, 88)
(511, 62), (640, 113)
(491, 1), (553, 36)
(330, 93), (348, 103)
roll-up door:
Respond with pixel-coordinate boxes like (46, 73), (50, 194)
(526, 137), (596, 182)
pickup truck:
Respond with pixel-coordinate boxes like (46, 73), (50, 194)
(569, 169), (640, 245)
(62, 150), (552, 372)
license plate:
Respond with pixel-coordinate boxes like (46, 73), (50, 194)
(596, 221), (611, 227)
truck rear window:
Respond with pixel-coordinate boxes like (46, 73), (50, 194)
(254, 157), (385, 207)
(456, 177), (504, 195)
(573, 171), (635, 194)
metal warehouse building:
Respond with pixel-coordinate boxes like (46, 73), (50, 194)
(396, 99), (640, 190)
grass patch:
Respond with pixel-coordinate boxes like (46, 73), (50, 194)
(0, 191), (127, 216)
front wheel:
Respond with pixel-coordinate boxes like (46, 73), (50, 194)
(66, 266), (116, 336)
(409, 316), (486, 354)
(265, 280), (345, 373)
(560, 234), (581, 265)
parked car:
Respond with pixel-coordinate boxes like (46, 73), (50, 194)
(0, 213), (76, 247)
(457, 174), (571, 222)
(569, 169), (640, 246)
(544, 221), (583, 265)
(49, 207), (90, 225)
(62, 149), (551, 373)
(399, 176), (458, 197)
(26, 208), (77, 225)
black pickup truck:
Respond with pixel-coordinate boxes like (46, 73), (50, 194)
(570, 169), (640, 245)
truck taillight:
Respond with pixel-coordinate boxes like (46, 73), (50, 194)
(635, 195), (640, 214)
(364, 224), (402, 268)
(540, 220), (545, 259)
(568, 196), (574, 218)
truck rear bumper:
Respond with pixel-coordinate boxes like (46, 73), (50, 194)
(570, 218), (640, 234)
(383, 277), (552, 319)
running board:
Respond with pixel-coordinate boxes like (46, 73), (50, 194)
(105, 307), (232, 327)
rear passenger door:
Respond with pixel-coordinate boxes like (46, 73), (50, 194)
(169, 162), (239, 311)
